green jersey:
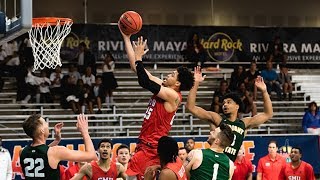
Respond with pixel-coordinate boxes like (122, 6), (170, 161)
(20, 144), (60, 180)
(220, 117), (246, 161)
(190, 149), (231, 180)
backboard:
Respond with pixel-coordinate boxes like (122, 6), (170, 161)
(0, 0), (32, 45)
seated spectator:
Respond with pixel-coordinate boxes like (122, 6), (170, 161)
(237, 82), (257, 117)
(22, 68), (42, 104)
(261, 61), (282, 100)
(302, 101), (320, 135)
(50, 66), (64, 100)
(244, 61), (260, 100)
(229, 65), (246, 91)
(82, 66), (95, 87)
(210, 80), (230, 113)
(278, 64), (293, 101)
(60, 75), (81, 114)
(68, 64), (81, 85)
(89, 75), (105, 114)
(39, 71), (54, 104)
(76, 79), (92, 114)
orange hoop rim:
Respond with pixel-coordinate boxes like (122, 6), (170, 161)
(32, 17), (73, 27)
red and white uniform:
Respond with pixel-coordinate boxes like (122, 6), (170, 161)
(91, 161), (118, 180)
(126, 93), (182, 180)
(282, 161), (315, 180)
(64, 163), (86, 180)
(257, 154), (286, 180)
(164, 158), (187, 180)
(232, 157), (253, 180)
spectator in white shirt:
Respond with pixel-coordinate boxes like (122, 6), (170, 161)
(0, 136), (12, 180)
(82, 66), (95, 87)
(50, 67), (64, 99)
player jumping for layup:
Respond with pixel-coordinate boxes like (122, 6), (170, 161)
(120, 30), (194, 179)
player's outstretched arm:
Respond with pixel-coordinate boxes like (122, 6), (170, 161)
(48, 122), (63, 147)
(48, 114), (97, 167)
(243, 76), (273, 129)
(186, 67), (222, 126)
(119, 26), (136, 73)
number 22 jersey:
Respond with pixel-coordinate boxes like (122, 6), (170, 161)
(20, 144), (60, 180)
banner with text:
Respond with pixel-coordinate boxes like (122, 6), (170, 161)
(60, 24), (320, 64)
(4, 135), (319, 179)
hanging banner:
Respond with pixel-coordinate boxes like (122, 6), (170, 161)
(60, 24), (320, 64)
(3, 135), (319, 179)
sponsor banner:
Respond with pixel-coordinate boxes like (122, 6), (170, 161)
(61, 24), (320, 64)
(4, 135), (319, 179)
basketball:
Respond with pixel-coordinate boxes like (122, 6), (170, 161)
(118, 11), (142, 35)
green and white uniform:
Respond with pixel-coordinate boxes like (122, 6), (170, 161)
(190, 149), (232, 180)
(20, 144), (60, 180)
(220, 117), (246, 161)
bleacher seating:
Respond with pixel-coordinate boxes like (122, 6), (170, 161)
(0, 66), (316, 139)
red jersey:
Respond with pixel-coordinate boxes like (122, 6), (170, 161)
(283, 161), (315, 180)
(64, 163), (86, 180)
(257, 154), (286, 180)
(139, 93), (182, 146)
(60, 165), (66, 180)
(91, 161), (118, 180)
(232, 157), (253, 180)
(164, 158), (187, 180)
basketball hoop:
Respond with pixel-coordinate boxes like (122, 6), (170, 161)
(29, 17), (73, 71)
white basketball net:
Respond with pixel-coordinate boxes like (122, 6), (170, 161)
(28, 19), (73, 71)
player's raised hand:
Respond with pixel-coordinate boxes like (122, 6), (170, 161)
(194, 66), (206, 83)
(76, 114), (89, 135)
(255, 76), (267, 92)
(118, 22), (131, 39)
(53, 122), (64, 140)
(132, 36), (149, 60)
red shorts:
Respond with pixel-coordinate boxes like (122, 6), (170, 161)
(126, 144), (160, 180)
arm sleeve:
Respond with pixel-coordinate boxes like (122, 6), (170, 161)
(135, 61), (161, 95)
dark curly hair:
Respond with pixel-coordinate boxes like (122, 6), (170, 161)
(158, 136), (178, 167)
(97, 138), (113, 150)
(223, 92), (244, 113)
(177, 66), (194, 91)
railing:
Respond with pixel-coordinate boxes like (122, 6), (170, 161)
(0, 104), (304, 139)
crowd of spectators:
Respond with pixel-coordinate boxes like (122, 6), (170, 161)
(0, 40), (118, 114)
